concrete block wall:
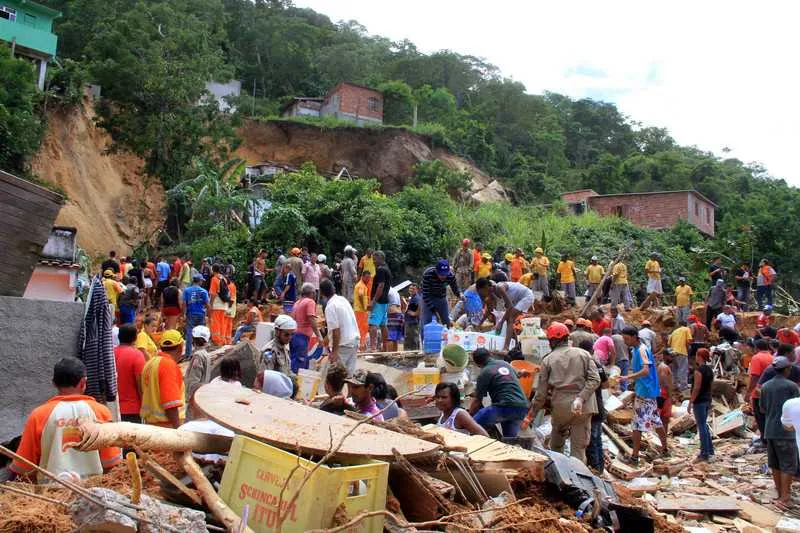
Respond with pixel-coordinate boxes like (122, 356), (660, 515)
(0, 296), (84, 443)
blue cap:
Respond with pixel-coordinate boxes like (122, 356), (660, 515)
(436, 259), (450, 276)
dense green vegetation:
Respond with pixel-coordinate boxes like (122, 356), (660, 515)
(3, 0), (798, 293)
(177, 161), (709, 294)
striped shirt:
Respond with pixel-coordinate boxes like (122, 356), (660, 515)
(421, 266), (460, 309)
(79, 276), (118, 402)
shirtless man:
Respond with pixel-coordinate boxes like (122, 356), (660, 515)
(475, 278), (534, 350)
(658, 350), (675, 435)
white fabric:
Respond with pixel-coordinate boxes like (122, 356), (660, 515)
(274, 314), (297, 330)
(179, 419), (235, 462)
(638, 328), (656, 350)
(793, 322), (800, 333)
(387, 288), (401, 306)
(262, 370), (293, 398)
(781, 397), (800, 460)
(324, 294), (360, 347)
(716, 312), (737, 330)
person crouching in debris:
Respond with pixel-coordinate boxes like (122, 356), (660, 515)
(621, 326), (669, 464)
(527, 323), (600, 464)
(345, 370), (386, 422)
(7, 357), (123, 482)
(468, 348), (529, 438)
(435, 382), (489, 436)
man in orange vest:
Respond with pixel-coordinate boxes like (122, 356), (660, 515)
(756, 258), (776, 310)
(10, 358), (122, 481)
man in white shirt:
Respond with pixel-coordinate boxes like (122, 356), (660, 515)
(716, 305), (738, 331)
(321, 280), (360, 376)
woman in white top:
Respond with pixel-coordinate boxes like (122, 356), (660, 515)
(434, 382), (489, 436)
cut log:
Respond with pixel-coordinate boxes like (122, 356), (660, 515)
(69, 421), (233, 454)
(180, 451), (254, 533)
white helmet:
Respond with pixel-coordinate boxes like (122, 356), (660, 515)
(317, 254), (327, 263)
(191, 325), (211, 342)
(274, 314), (297, 331)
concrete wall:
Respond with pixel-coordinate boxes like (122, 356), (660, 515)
(0, 296), (84, 443)
(0, 170), (64, 297)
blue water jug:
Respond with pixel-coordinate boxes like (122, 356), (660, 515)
(423, 317), (445, 354)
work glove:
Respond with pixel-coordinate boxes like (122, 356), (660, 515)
(571, 397), (583, 416)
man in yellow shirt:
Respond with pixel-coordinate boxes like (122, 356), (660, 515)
(519, 272), (533, 288)
(476, 253), (493, 279)
(102, 269), (123, 323)
(667, 320), (692, 391)
(584, 256), (605, 300)
(610, 261), (631, 311)
(530, 247), (550, 297)
(556, 253), (577, 305)
(645, 253), (663, 307)
(353, 271), (371, 351)
(674, 277), (693, 324)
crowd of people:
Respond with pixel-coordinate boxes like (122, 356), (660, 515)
(7, 240), (799, 511)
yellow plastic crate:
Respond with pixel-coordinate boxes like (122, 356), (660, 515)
(218, 435), (389, 532)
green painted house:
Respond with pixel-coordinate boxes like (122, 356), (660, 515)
(0, 0), (60, 89)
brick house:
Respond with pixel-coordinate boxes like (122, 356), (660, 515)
(280, 82), (383, 125)
(561, 189), (716, 236)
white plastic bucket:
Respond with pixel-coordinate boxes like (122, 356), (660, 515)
(297, 368), (321, 401)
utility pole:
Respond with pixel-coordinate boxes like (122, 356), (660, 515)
(251, 79), (255, 117)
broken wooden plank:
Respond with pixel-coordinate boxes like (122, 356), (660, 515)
(655, 496), (740, 513)
(134, 446), (202, 507)
(733, 518), (768, 533)
(704, 479), (737, 497)
(713, 409), (746, 437)
(602, 422), (633, 456)
(195, 380), (440, 460)
(738, 500), (780, 528)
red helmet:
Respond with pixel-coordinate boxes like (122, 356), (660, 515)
(462, 238), (471, 246)
(546, 322), (570, 340)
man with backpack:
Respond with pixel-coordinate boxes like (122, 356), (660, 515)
(208, 264), (232, 345)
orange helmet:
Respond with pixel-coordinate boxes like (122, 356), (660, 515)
(290, 247), (301, 256)
(546, 322), (570, 340)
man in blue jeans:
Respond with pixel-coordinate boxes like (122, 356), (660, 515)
(420, 259), (461, 342)
(183, 274), (210, 357)
(468, 348), (529, 438)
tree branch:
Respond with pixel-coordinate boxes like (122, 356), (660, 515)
(275, 387), (427, 533)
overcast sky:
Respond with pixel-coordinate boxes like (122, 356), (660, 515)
(295, 0), (798, 186)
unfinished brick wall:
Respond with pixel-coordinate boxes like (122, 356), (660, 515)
(561, 189), (598, 203)
(322, 83), (383, 122)
(587, 191), (715, 236)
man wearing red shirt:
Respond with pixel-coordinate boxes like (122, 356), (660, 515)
(172, 255), (183, 280)
(591, 310), (611, 336)
(777, 327), (800, 347)
(114, 324), (146, 423)
(748, 338), (775, 443)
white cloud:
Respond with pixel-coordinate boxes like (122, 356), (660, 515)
(296, 0), (800, 185)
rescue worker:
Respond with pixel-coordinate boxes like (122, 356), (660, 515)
(254, 314), (296, 389)
(526, 322), (600, 464)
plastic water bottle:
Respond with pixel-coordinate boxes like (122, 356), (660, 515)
(423, 317), (445, 354)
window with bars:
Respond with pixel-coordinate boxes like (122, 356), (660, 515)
(367, 97), (380, 112)
(0, 5), (17, 21)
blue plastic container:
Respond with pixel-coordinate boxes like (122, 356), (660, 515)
(422, 317), (445, 354)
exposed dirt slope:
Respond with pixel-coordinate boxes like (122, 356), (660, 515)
(32, 97), (165, 258)
(234, 119), (508, 202)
